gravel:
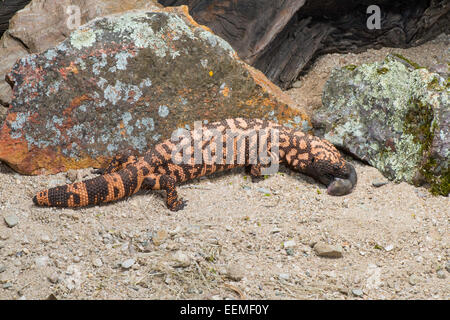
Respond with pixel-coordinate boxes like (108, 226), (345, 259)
(0, 35), (448, 300)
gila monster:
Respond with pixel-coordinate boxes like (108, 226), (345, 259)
(33, 118), (357, 211)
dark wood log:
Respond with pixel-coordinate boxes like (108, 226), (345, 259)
(159, 0), (450, 89)
(0, 0), (31, 38)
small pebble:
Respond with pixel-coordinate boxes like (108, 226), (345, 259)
(270, 227), (281, 234)
(35, 256), (50, 267)
(121, 259), (135, 269)
(172, 251), (190, 268)
(0, 265), (6, 273)
(73, 256), (80, 263)
(408, 274), (419, 286)
(372, 180), (388, 188)
(41, 234), (51, 243)
(445, 261), (450, 273)
(384, 244), (394, 252)
(226, 264), (244, 281)
(283, 240), (296, 249)
(292, 80), (302, 88)
(48, 274), (59, 284)
(2, 283), (12, 289)
(436, 270), (446, 279)
(93, 258), (103, 268)
(278, 273), (290, 281)
(4, 214), (19, 228)
(257, 187), (271, 194)
(352, 289), (363, 297)
(313, 242), (343, 258)
(152, 230), (168, 246)
(285, 248), (294, 256)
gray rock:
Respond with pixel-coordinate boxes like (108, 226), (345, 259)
(278, 273), (290, 281)
(48, 274), (59, 284)
(436, 270), (446, 279)
(93, 258), (103, 268)
(292, 80), (302, 88)
(445, 260), (450, 273)
(313, 242), (343, 258)
(35, 256), (50, 267)
(352, 289), (363, 297)
(430, 63), (448, 77)
(4, 214), (18, 228)
(372, 181), (388, 188)
(121, 258), (135, 269)
(312, 55), (449, 196)
(0, 265), (6, 273)
(2, 283), (12, 289)
(257, 188), (271, 195)
(172, 251), (190, 268)
(226, 264), (244, 281)
(285, 248), (295, 256)
(152, 230), (168, 246)
(408, 274), (420, 286)
(41, 234), (51, 243)
(283, 240), (296, 248)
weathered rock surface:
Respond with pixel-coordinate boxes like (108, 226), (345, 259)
(0, 0), (162, 108)
(312, 55), (449, 196)
(159, 0), (450, 89)
(0, 6), (307, 175)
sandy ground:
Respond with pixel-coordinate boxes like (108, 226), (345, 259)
(0, 35), (448, 300)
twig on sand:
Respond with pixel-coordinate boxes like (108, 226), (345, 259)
(224, 283), (246, 300)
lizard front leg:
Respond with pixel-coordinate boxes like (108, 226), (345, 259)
(142, 174), (187, 211)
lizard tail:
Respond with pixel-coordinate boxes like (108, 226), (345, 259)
(33, 168), (143, 208)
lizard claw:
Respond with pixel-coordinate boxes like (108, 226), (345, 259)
(169, 199), (188, 211)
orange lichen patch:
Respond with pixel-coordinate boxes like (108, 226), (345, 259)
(221, 86), (230, 97)
(0, 119), (109, 175)
(0, 117), (30, 171)
(66, 61), (79, 74)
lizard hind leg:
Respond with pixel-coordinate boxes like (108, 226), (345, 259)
(245, 164), (264, 183)
(142, 174), (187, 211)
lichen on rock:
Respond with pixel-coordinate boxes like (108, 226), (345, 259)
(312, 54), (449, 196)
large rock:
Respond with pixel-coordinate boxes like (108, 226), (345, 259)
(312, 55), (449, 196)
(0, 6), (308, 175)
(0, 0), (162, 108)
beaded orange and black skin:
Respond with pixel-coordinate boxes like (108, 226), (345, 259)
(33, 118), (357, 211)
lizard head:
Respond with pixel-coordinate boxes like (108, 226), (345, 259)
(304, 138), (357, 196)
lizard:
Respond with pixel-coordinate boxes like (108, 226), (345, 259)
(33, 118), (357, 211)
